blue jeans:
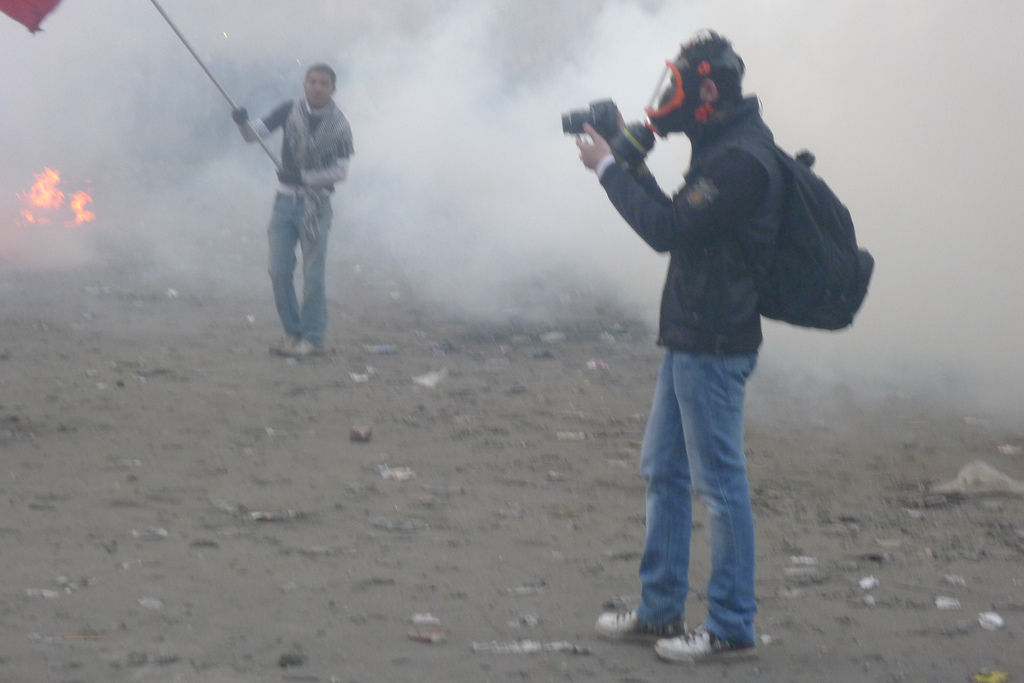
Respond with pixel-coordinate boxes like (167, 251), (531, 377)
(267, 193), (332, 346)
(635, 349), (758, 644)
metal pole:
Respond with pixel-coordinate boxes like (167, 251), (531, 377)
(147, 0), (282, 170)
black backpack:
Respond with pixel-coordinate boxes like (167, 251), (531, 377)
(754, 147), (874, 330)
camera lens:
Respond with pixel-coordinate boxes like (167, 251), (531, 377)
(562, 110), (588, 135)
(561, 113), (575, 134)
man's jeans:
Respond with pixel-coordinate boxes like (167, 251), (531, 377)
(267, 193), (332, 346)
(635, 349), (758, 644)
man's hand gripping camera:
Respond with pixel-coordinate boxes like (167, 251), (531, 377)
(561, 99), (655, 170)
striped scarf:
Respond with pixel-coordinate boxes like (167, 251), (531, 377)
(283, 98), (352, 242)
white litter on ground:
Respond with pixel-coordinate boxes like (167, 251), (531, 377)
(931, 461), (1024, 497)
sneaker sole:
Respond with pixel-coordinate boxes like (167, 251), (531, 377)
(654, 643), (758, 664)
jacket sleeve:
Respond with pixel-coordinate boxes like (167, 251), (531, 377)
(599, 150), (769, 253)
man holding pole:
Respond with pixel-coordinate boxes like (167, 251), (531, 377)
(233, 64), (354, 358)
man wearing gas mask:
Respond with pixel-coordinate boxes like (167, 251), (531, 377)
(575, 31), (783, 663)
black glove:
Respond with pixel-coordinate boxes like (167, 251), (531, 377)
(231, 107), (249, 124)
(277, 168), (302, 186)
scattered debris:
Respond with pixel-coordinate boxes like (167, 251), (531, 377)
(138, 597), (164, 610)
(859, 576), (879, 590)
(508, 613), (540, 629)
(539, 332), (566, 344)
(363, 344), (397, 354)
(505, 583), (546, 596)
(935, 596), (961, 610)
(378, 465), (415, 480)
(25, 588), (60, 599)
(978, 612), (1005, 631)
(408, 626), (446, 643)
(996, 444), (1023, 456)
(408, 613), (445, 643)
(585, 359), (608, 370)
(249, 510), (301, 522)
(556, 431), (586, 441)
(931, 461), (1024, 497)
(368, 516), (427, 532)
(973, 671), (1009, 683)
(413, 367), (448, 389)
(411, 613), (441, 626)
(126, 651), (179, 667)
(944, 574), (967, 587)
(278, 651), (306, 668)
(421, 484), (465, 496)
(131, 527), (169, 541)
(349, 425), (373, 442)
(471, 640), (589, 655)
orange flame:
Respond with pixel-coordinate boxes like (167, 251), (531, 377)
(16, 168), (95, 227)
(25, 167), (64, 207)
(67, 190), (95, 227)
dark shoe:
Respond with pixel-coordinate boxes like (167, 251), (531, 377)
(595, 610), (685, 641)
(654, 624), (757, 663)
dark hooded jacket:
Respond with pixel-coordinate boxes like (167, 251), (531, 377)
(599, 97), (784, 353)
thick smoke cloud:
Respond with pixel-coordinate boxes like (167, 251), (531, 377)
(1, 1), (1021, 423)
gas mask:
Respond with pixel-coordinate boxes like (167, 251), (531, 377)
(643, 43), (744, 137)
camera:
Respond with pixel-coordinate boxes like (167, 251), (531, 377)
(561, 98), (620, 140)
(612, 122), (656, 169)
(562, 98), (655, 169)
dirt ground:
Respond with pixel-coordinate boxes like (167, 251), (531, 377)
(1, 229), (1022, 683)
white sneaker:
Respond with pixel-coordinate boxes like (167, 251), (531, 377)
(654, 624), (757, 663)
(595, 610), (685, 641)
(270, 335), (300, 356)
(288, 340), (325, 358)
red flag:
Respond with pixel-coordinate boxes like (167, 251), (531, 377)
(0, 0), (62, 33)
